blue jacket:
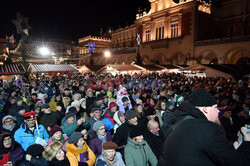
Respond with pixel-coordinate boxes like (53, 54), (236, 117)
(14, 123), (49, 151)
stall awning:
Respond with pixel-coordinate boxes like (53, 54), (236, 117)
(137, 64), (165, 71)
(107, 64), (142, 71)
(0, 64), (26, 75)
(29, 64), (79, 73)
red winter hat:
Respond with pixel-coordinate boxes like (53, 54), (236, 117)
(22, 112), (35, 119)
(142, 91), (147, 96)
(50, 125), (63, 137)
(109, 101), (117, 109)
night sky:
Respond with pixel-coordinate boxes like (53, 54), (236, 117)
(1, 0), (211, 41)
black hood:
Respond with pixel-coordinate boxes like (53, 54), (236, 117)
(179, 102), (207, 120)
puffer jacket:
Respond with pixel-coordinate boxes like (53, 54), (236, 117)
(14, 123), (49, 151)
(124, 137), (157, 166)
(66, 142), (96, 166)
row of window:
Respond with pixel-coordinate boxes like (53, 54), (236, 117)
(145, 23), (180, 41)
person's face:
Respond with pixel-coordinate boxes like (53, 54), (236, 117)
(52, 131), (62, 141)
(97, 125), (106, 136)
(105, 149), (116, 161)
(161, 102), (166, 110)
(17, 100), (23, 106)
(137, 105), (143, 113)
(223, 111), (232, 118)
(119, 115), (126, 123)
(76, 138), (85, 147)
(124, 100), (129, 106)
(75, 95), (81, 101)
(97, 99), (103, 105)
(31, 95), (36, 100)
(205, 105), (219, 122)
(134, 135), (144, 143)
(3, 136), (12, 148)
(56, 148), (65, 161)
(4, 118), (14, 127)
(150, 124), (160, 135)
(81, 129), (88, 140)
(81, 101), (86, 107)
(93, 110), (101, 119)
(56, 96), (61, 101)
(18, 109), (26, 115)
(128, 117), (138, 125)
(111, 106), (117, 112)
(87, 91), (93, 97)
(66, 116), (75, 125)
(35, 107), (40, 116)
(25, 118), (36, 128)
(10, 99), (16, 105)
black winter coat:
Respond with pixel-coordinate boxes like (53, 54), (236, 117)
(158, 102), (250, 166)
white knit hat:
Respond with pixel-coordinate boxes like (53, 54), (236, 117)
(2, 115), (15, 124)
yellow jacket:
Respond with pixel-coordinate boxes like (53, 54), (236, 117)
(66, 143), (96, 166)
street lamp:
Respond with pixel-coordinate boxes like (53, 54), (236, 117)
(104, 50), (111, 58)
(39, 47), (50, 56)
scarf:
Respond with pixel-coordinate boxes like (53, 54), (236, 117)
(3, 124), (16, 131)
(97, 133), (107, 143)
(52, 135), (65, 143)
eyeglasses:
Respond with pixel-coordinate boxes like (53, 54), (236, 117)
(26, 119), (36, 123)
(4, 119), (14, 124)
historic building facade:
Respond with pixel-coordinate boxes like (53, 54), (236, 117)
(78, 0), (250, 65)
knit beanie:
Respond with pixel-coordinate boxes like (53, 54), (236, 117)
(103, 142), (118, 150)
(125, 110), (137, 121)
(42, 141), (63, 161)
(64, 112), (75, 121)
(26, 144), (44, 157)
(50, 125), (63, 137)
(68, 132), (83, 144)
(129, 126), (143, 138)
(188, 89), (217, 107)
(122, 96), (128, 103)
(167, 101), (173, 108)
(93, 121), (105, 132)
(2, 115), (15, 124)
(144, 107), (156, 116)
(108, 101), (117, 109)
(91, 107), (101, 113)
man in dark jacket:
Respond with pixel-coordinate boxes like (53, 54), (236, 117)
(158, 89), (250, 166)
(143, 120), (164, 159)
(113, 109), (138, 148)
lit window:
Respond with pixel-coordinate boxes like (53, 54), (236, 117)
(171, 23), (179, 38)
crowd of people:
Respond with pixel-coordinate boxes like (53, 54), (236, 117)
(0, 72), (249, 166)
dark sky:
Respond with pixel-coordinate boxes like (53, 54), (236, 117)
(1, 0), (212, 41)
(0, 0), (151, 41)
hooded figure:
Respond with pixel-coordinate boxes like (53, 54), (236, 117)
(66, 132), (96, 166)
(113, 111), (125, 133)
(0, 133), (24, 165)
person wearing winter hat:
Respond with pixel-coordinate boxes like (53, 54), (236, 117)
(14, 105), (26, 125)
(118, 96), (132, 113)
(66, 132), (96, 166)
(102, 101), (117, 125)
(125, 125), (158, 166)
(95, 141), (125, 166)
(0, 132), (24, 165)
(113, 110), (138, 153)
(89, 121), (112, 158)
(14, 112), (49, 151)
(43, 141), (70, 166)
(88, 107), (102, 138)
(0, 115), (19, 135)
(158, 89), (250, 166)
(61, 112), (85, 137)
(39, 103), (64, 131)
(18, 144), (48, 166)
(137, 107), (157, 135)
(45, 125), (68, 152)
